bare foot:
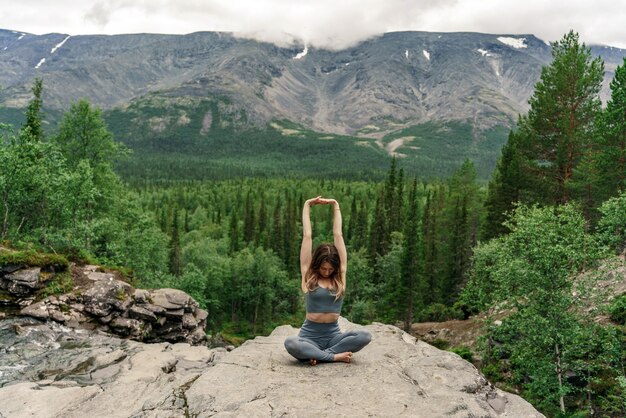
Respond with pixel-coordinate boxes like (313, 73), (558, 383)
(309, 359), (318, 366)
(334, 352), (353, 363)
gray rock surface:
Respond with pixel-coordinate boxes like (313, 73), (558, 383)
(0, 261), (209, 345)
(0, 317), (544, 417)
(185, 318), (544, 417)
(17, 280), (209, 345)
(0, 267), (42, 297)
(0, 317), (217, 418)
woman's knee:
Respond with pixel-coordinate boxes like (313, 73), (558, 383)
(284, 336), (299, 354)
(358, 329), (372, 345)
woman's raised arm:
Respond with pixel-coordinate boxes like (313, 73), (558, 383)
(324, 199), (347, 282)
(300, 196), (321, 291)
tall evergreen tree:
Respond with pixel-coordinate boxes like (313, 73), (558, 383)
(243, 190), (256, 244)
(445, 159), (481, 300)
(256, 192), (268, 248)
(483, 132), (524, 239)
(596, 57), (626, 198)
(518, 30), (604, 205)
(228, 211), (240, 253)
(270, 200), (283, 257)
(400, 179), (423, 331)
(353, 201), (369, 250)
(384, 157), (398, 234)
(21, 78), (44, 142)
(169, 209), (181, 276)
(369, 188), (387, 259)
(347, 197), (358, 242)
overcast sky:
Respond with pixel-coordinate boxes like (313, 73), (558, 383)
(1, 0), (625, 50)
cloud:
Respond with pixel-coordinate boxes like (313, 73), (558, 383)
(0, 0), (624, 49)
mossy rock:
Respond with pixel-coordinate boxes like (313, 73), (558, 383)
(36, 272), (75, 299)
(0, 249), (69, 271)
(0, 289), (17, 303)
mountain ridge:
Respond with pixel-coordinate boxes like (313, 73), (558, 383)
(2, 29), (625, 181)
(2, 28), (624, 136)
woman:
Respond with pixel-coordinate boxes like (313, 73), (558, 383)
(284, 196), (372, 365)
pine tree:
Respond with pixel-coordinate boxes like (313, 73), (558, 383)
(229, 211), (240, 253)
(347, 197), (358, 242)
(445, 159), (481, 301)
(256, 192), (268, 248)
(21, 78), (44, 142)
(384, 157), (397, 233)
(394, 168), (405, 231)
(518, 30), (604, 205)
(270, 200), (283, 257)
(483, 132), (524, 239)
(400, 179), (423, 331)
(169, 209), (181, 277)
(369, 188), (387, 259)
(353, 201), (369, 250)
(243, 190), (256, 243)
(597, 58), (626, 198)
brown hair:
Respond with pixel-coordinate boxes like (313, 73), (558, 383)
(304, 243), (345, 299)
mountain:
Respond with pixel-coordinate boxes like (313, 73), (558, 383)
(1, 29), (624, 180)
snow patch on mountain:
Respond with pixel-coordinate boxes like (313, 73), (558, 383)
(35, 58), (46, 69)
(477, 49), (491, 57)
(423, 50), (430, 60)
(293, 45), (308, 60)
(497, 37), (527, 49)
(51, 36), (71, 54)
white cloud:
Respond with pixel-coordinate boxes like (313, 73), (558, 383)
(0, 0), (624, 49)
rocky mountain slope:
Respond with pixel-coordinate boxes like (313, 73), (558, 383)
(1, 29), (624, 136)
(0, 317), (544, 417)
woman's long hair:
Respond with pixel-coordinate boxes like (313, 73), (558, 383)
(304, 243), (345, 299)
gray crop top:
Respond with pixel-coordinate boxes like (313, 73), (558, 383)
(305, 286), (343, 313)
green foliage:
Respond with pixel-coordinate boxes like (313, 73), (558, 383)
(38, 272), (74, 298)
(596, 190), (626, 254)
(22, 78), (44, 142)
(522, 31), (603, 205)
(481, 363), (504, 382)
(595, 57), (626, 201)
(485, 31), (612, 230)
(482, 131), (525, 240)
(449, 346), (473, 362)
(0, 248), (69, 270)
(463, 203), (622, 416)
(0, 81), (168, 282)
(608, 294), (626, 325)
(417, 303), (463, 322)
(102, 92), (508, 183)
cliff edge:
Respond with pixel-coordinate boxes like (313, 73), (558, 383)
(0, 317), (543, 417)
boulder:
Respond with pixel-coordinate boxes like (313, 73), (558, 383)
(1, 268), (42, 297)
(3, 262), (209, 346)
(20, 301), (51, 320)
(109, 317), (146, 338)
(82, 279), (133, 317)
(185, 318), (545, 417)
(128, 305), (158, 323)
(149, 288), (198, 311)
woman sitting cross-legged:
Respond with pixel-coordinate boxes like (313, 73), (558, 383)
(284, 196), (372, 365)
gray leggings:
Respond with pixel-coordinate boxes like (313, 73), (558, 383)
(284, 319), (372, 362)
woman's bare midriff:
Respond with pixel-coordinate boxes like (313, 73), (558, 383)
(306, 312), (340, 323)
